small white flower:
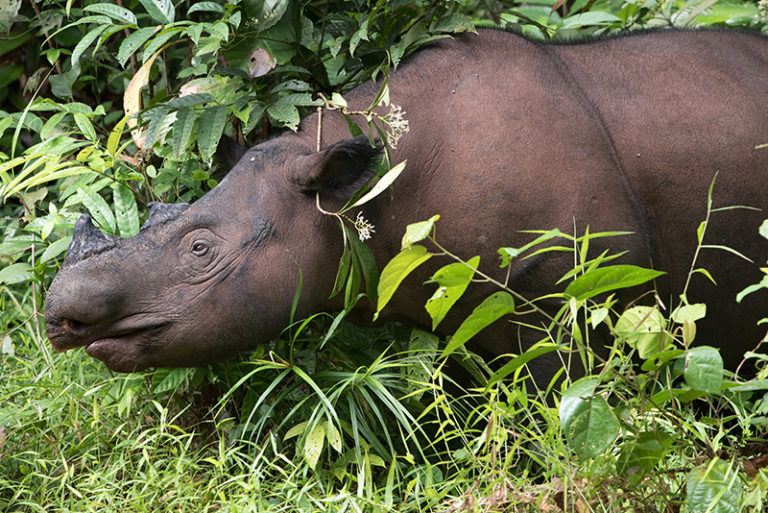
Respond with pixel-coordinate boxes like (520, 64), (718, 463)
(381, 104), (410, 149)
(354, 211), (375, 241)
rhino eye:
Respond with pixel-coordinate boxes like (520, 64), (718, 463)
(191, 241), (209, 256)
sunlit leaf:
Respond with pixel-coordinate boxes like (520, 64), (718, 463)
(444, 291), (515, 357)
(376, 245), (432, 319)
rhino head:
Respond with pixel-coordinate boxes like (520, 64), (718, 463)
(45, 135), (382, 372)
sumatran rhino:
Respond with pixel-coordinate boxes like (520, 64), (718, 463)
(45, 29), (768, 378)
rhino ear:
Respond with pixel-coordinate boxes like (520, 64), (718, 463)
(294, 136), (383, 198)
(216, 135), (249, 173)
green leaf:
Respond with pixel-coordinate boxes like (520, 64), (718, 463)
(686, 458), (743, 513)
(565, 265), (665, 301)
(425, 256), (479, 330)
(560, 377), (620, 459)
(172, 108), (197, 156)
(118, 27), (156, 67)
(151, 368), (192, 393)
(246, 0), (290, 31)
(682, 346), (723, 393)
(304, 422), (325, 469)
(560, 11), (621, 29)
(444, 291), (515, 357)
(619, 431), (672, 474)
(0, 263), (33, 285)
(671, 303), (706, 324)
(614, 306), (667, 360)
(83, 3), (137, 25)
(267, 101), (300, 130)
(759, 219), (768, 240)
(351, 160), (407, 208)
(197, 105), (227, 162)
(40, 237), (72, 264)
(498, 229), (563, 267)
(401, 215), (439, 250)
(112, 184), (140, 238)
(73, 113), (96, 141)
(138, 0), (175, 24)
(71, 25), (109, 71)
(375, 245), (432, 319)
(344, 224), (379, 303)
(166, 93), (215, 109)
(188, 2), (225, 14)
(77, 187), (117, 234)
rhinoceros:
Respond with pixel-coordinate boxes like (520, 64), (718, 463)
(45, 29), (768, 379)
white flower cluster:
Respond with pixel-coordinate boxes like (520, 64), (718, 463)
(381, 104), (410, 149)
(354, 211), (376, 241)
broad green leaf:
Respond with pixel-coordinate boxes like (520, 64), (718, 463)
(614, 306), (667, 360)
(73, 113), (96, 141)
(246, 0), (290, 30)
(737, 274), (768, 303)
(759, 219), (768, 240)
(267, 101), (300, 130)
(0, 263), (33, 285)
(566, 265), (664, 301)
(118, 27), (156, 67)
(376, 245), (432, 319)
(671, 303), (706, 324)
(112, 184), (140, 238)
(351, 160), (407, 208)
(151, 368), (192, 393)
(40, 112), (68, 140)
(83, 3), (137, 25)
(425, 256), (479, 330)
(40, 237), (72, 264)
(188, 1), (225, 14)
(284, 421), (307, 440)
(198, 105), (227, 162)
(560, 11), (621, 29)
(143, 106), (170, 149)
(107, 116), (129, 159)
(401, 215), (439, 250)
(444, 291), (515, 357)
(172, 108), (197, 156)
(77, 187), (117, 234)
(142, 27), (184, 63)
(167, 93), (215, 109)
(559, 377), (599, 429)
(619, 431), (672, 474)
(560, 377), (619, 459)
(325, 421), (342, 453)
(686, 458), (743, 513)
(138, 0), (175, 24)
(71, 25), (109, 72)
(304, 422), (325, 469)
(682, 346), (723, 393)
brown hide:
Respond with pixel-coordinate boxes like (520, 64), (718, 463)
(45, 30), (768, 379)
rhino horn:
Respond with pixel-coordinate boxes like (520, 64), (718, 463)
(141, 202), (190, 231)
(64, 214), (119, 264)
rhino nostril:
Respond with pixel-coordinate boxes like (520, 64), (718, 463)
(62, 318), (91, 333)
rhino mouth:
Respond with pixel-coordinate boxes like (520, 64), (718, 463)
(47, 315), (167, 355)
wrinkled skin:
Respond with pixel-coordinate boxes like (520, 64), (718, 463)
(46, 30), (768, 378)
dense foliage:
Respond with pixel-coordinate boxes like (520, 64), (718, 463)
(2, 0), (768, 511)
